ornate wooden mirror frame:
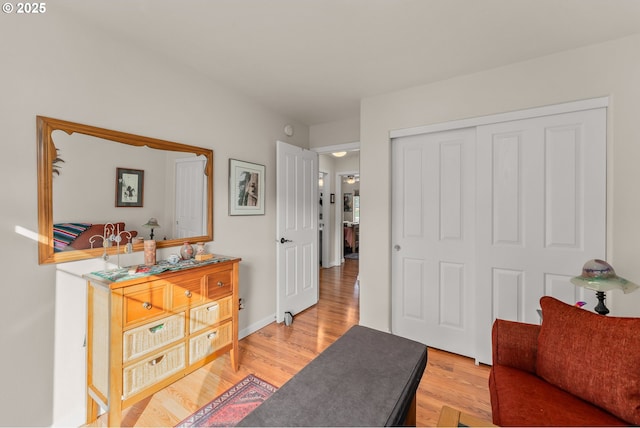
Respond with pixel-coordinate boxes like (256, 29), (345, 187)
(37, 116), (214, 264)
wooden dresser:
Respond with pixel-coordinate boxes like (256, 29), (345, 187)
(84, 256), (240, 426)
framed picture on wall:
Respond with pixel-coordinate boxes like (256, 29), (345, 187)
(116, 167), (144, 207)
(229, 159), (265, 215)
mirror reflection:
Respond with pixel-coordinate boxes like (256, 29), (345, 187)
(37, 116), (213, 264)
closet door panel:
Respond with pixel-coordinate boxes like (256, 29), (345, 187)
(475, 108), (606, 364)
(391, 128), (476, 358)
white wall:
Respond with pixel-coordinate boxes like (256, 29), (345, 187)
(53, 132), (176, 234)
(359, 34), (640, 333)
(309, 115), (360, 149)
(0, 10), (308, 426)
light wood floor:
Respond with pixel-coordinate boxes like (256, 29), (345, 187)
(90, 259), (492, 427)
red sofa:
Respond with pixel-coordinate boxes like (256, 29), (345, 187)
(489, 296), (640, 426)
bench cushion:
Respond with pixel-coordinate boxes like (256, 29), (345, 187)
(238, 325), (428, 427)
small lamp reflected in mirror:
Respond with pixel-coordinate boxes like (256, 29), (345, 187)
(142, 218), (160, 240)
(570, 259), (639, 315)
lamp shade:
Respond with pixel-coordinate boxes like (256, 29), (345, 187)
(143, 218), (160, 228)
(570, 259), (639, 294)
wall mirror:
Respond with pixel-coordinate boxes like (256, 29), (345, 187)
(37, 116), (213, 264)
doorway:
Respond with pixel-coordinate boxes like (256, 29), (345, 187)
(337, 172), (359, 262)
(314, 143), (360, 267)
(319, 171), (330, 267)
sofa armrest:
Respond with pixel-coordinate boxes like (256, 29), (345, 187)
(492, 319), (540, 373)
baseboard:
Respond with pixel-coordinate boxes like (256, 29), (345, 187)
(239, 313), (277, 339)
(321, 259), (342, 268)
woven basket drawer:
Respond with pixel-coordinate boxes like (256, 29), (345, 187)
(123, 343), (186, 399)
(189, 296), (233, 333)
(123, 313), (185, 363)
(189, 321), (232, 365)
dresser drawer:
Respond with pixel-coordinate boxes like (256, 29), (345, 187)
(123, 313), (185, 363)
(190, 296), (233, 334)
(123, 281), (169, 327)
(189, 321), (232, 365)
(122, 343), (186, 399)
(172, 276), (204, 310)
(205, 269), (232, 300)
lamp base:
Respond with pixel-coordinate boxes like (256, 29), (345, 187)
(594, 291), (609, 315)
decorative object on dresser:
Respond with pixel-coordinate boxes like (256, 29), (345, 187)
(142, 217), (161, 240)
(143, 239), (156, 266)
(84, 256), (241, 427)
(88, 222), (135, 266)
(37, 116), (214, 265)
(194, 242), (214, 261)
(570, 259), (639, 315)
(229, 159), (265, 215)
(196, 242), (206, 255)
(180, 242), (194, 260)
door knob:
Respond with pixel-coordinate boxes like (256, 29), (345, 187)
(280, 237), (293, 244)
(394, 245), (401, 251)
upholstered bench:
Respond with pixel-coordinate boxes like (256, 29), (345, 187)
(238, 325), (428, 427)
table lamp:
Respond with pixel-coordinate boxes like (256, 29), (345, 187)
(142, 218), (160, 240)
(570, 259), (638, 315)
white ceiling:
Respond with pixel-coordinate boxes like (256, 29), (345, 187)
(59, 0), (640, 126)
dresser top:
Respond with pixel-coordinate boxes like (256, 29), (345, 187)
(84, 255), (240, 288)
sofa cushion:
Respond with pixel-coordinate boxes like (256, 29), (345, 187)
(490, 364), (627, 426)
(537, 296), (640, 424)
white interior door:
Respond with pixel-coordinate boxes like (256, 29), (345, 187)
(475, 108), (606, 364)
(175, 157), (206, 238)
(391, 128), (477, 358)
(276, 141), (319, 323)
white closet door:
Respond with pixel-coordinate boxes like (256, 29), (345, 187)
(391, 128), (477, 358)
(475, 108), (606, 364)
(391, 107), (606, 364)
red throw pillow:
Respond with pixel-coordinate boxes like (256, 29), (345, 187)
(537, 296), (640, 424)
